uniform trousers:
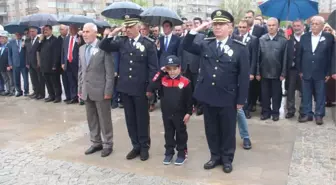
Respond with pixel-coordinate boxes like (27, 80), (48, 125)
(30, 67), (45, 97)
(43, 72), (62, 99)
(1, 71), (15, 93)
(85, 97), (113, 148)
(162, 113), (188, 157)
(261, 78), (282, 117)
(203, 104), (237, 164)
(121, 93), (150, 151)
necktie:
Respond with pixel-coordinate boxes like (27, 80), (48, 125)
(68, 36), (74, 62)
(217, 41), (222, 56)
(164, 36), (169, 51)
(130, 39), (135, 47)
(85, 45), (92, 65)
(17, 40), (21, 52)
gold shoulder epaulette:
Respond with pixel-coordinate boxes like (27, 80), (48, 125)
(144, 36), (155, 42)
(204, 37), (216, 40)
(233, 39), (246, 46)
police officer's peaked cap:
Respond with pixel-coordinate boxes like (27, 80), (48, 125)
(211, 10), (234, 23)
(164, 55), (181, 67)
(123, 14), (141, 27)
(0, 30), (9, 38)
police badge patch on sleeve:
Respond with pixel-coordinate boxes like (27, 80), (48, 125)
(178, 82), (184, 89)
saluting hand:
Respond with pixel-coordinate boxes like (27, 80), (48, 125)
(110, 26), (124, 37)
(194, 21), (212, 32)
(183, 114), (191, 124)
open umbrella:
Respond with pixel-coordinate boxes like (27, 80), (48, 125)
(101, 2), (143, 20)
(20, 13), (58, 27)
(327, 10), (336, 30)
(58, 15), (95, 27)
(4, 21), (28, 34)
(140, 6), (183, 26)
(94, 20), (111, 29)
(259, 0), (319, 21)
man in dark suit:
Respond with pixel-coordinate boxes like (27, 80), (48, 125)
(0, 31), (15, 96)
(62, 25), (84, 104)
(237, 19), (258, 118)
(179, 29), (205, 116)
(183, 10), (249, 173)
(37, 25), (62, 103)
(99, 15), (158, 161)
(8, 32), (29, 97)
(285, 20), (304, 119)
(26, 27), (45, 99)
(58, 25), (70, 102)
(298, 16), (335, 125)
(244, 10), (267, 112)
(157, 20), (181, 67)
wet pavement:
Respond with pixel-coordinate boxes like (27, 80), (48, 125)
(0, 94), (335, 185)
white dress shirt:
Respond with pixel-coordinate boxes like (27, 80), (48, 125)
(242, 33), (249, 43)
(249, 25), (255, 35)
(294, 32), (304, 42)
(311, 31), (322, 52)
(129, 33), (141, 47)
(268, 33), (277, 40)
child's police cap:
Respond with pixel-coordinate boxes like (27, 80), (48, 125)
(164, 55), (181, 67)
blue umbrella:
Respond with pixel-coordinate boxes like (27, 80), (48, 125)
(259, 0), (319, 21)
(4, 21), (28, 34)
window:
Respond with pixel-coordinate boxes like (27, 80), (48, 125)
(48, 2), (56, 8)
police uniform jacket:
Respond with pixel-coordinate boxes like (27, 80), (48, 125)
(298, 32), (334, 80)
(182, 33), (250, 107)
(147, 71), (193, 116)
(99, 35), (158, 96)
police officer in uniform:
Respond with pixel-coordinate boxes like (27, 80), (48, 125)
(99, 15), (158, 161)
(183, 10), (249, 173)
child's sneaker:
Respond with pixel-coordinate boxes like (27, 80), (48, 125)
(174, 156), (187, 166)
(163, 155), (173, 165)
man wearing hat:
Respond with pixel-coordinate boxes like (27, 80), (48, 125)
(182, 10), (249, 173)
(99, 14), (158, 161)
(0, 31), (15, 96)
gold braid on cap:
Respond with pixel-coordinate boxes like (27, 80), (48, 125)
(213, 17), (230, 23)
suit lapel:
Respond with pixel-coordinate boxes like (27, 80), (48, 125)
(86, 40), (101, 69)
(307, 33), (313, 53)
(208, 39), (218, 58)
(314, 32), (324, 53)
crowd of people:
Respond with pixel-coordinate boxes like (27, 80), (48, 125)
(0, 8), (335, 174)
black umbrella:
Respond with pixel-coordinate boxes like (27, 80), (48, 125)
(140, 6), (183, 26)
(20, 13), (58, 27)
(58, 15), (95, 27)
(101, 1), (143, 20)
(327, 10), (336, 30)
(4, 21), (28, 34)
(94, 20), (111, 29)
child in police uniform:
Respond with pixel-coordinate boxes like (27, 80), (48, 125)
(146, 55), (193, 165)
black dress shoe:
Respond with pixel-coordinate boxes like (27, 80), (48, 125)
(285, 113), (295, 119)
(203, 159), (221, 170)
(45, 97), (55, 102)
(140, 150), (149, 161)
(101, 148), (113, 157)
(272, 116), (279, 121)
(67, 99), (79, 104)
(30, 94), (38, 99)
(243, 138), (252, 150)
(315, 117), (324, 125)
(35, 95), (44, 100)
(15, 93), (23, 97)
(84, 145), (103, 155)
(260, 115), (271, 120)
(63, 99), (71, 103)
(53, 98), (61, 103)
(223, 163), (233, 173)
(126, 149), (140, 160)
(244, 110), (251, 119)
(298, 115), (313, 123)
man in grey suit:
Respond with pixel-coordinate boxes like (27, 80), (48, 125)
(78, 23), (114, 157)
